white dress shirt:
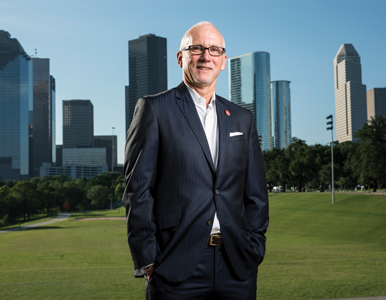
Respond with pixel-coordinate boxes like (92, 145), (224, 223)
(186, 85), (221, 234)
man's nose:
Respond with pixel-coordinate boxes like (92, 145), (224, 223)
(200, 48), (211, 60)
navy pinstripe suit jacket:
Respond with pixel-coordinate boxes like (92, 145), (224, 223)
(123, 82), (269, 283)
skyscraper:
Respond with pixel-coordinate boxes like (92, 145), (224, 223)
(63, 100), (94, 148)
(334, 44), (367, 142)
(0, 30), (32, 180)
(125, 34), (167, 133)
(31, 58), (56, 177)
(271, 80), (291, 149)
(229, 52), (271, 150)
(367, 88), (386, 120)
(94, 135), (117, 172)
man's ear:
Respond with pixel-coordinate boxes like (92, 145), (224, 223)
(177, 51), (183, 68)
(220, 54), (227, 71)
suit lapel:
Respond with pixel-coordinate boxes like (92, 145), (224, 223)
(175, 83), (215, 173)
(215, 96), (230, 176)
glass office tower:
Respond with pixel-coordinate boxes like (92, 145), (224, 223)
(31, 58), (56, 177)
(125, 34), (167, 134)
(271, 80), (291, 149)
(0, 30), (32, 180)
(229, 52), (271, 150)
(50, 76), (56, 164)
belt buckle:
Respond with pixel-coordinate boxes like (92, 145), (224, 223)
(209, 234), (222, 246)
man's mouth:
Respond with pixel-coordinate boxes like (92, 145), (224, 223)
(197, 66), (211, 71)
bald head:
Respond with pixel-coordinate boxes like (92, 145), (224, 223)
(179, 21), (226, 51)
(177, 21), (227, 100)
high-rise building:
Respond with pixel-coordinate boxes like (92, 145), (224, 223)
(125, 34), (167, 133)
(63, 100), (94, 148)
(271, 81), (291, 149)
(40, 162), (108, 180)
(0, 30), (32, 180)
(62, 148), (106, 166)
(334, 44), (367, 142)
(56, 145), (63, 167)
(31, 58), (56, 177)
(94, 135), (117, 172)
(367, 88), (386, 120)
(229, 52), (271, 150)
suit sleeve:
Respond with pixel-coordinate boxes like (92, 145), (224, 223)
(245, 111), (269, 265)
(122, 97), (160, 272)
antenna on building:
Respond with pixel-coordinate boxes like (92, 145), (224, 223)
(35, 48), (37, 57)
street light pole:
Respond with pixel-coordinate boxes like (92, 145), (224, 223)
(111, 127), (115, 173)
(326, 115), (335, 203)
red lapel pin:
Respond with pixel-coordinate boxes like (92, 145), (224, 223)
(225, 110), (230, 116)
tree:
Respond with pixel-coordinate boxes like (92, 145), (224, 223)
(0, 186), (14, 225)
(287, 138), (317, 192)
(353, 115), (386, 191)
(86, 173), (113, 191)
(63, 201), (71, 212)
(60, 180), (86, 210)
(87, 185), (111, 209)
(334, 141), (359, 191)
(111, 172), (124, 188)
(5, 180), (17, 188)
(37, 181), (56, 215)
(262, 149), (279, 192)
(114, 182), (125, 202)
(11, 180), (39, 222)
(274, 148), (291, 192)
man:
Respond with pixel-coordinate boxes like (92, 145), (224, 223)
(123, 21), (269, 299)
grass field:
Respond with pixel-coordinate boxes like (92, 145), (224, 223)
(0, 193), (385, 299)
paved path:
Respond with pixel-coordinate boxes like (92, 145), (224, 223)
(0, 213), (71, 233)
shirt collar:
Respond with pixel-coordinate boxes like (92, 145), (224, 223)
(185, 84), (216, 109)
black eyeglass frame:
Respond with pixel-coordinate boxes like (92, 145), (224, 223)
(181, 45), (226, 56)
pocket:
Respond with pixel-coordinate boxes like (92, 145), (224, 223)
(229, 135), (245, 143)
(155, 210), (181, 230)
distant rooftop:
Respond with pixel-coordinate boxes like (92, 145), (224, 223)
(335, 44), (359, 58)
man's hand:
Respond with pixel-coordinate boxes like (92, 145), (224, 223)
(146, 265), (154, 281)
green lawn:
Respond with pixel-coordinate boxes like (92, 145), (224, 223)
(259, 193), (386, 299)
(0, 194), (385, 299)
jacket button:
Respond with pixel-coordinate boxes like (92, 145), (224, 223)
(215, 189), (219, 195)
(207, 220), (212, 226)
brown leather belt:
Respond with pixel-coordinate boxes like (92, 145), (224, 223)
(209, 234), (222, 246)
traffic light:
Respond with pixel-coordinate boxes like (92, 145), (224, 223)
(326, 115), (333, 130)
(258, 135), (262, 146)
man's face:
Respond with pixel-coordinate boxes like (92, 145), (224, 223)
(177, 24), (227, 89)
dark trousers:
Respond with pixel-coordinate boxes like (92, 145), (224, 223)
(145, 244), (257, 300)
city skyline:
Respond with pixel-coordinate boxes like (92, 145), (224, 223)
(1, 0), (385, 164)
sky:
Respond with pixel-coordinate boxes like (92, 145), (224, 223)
(1, 0), (385, 164)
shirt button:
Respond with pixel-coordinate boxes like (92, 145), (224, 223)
(215, 189), (219, 195)
(207, 220), (212, 226)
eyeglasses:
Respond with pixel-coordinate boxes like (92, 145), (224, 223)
(181, 45), (226, 56)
